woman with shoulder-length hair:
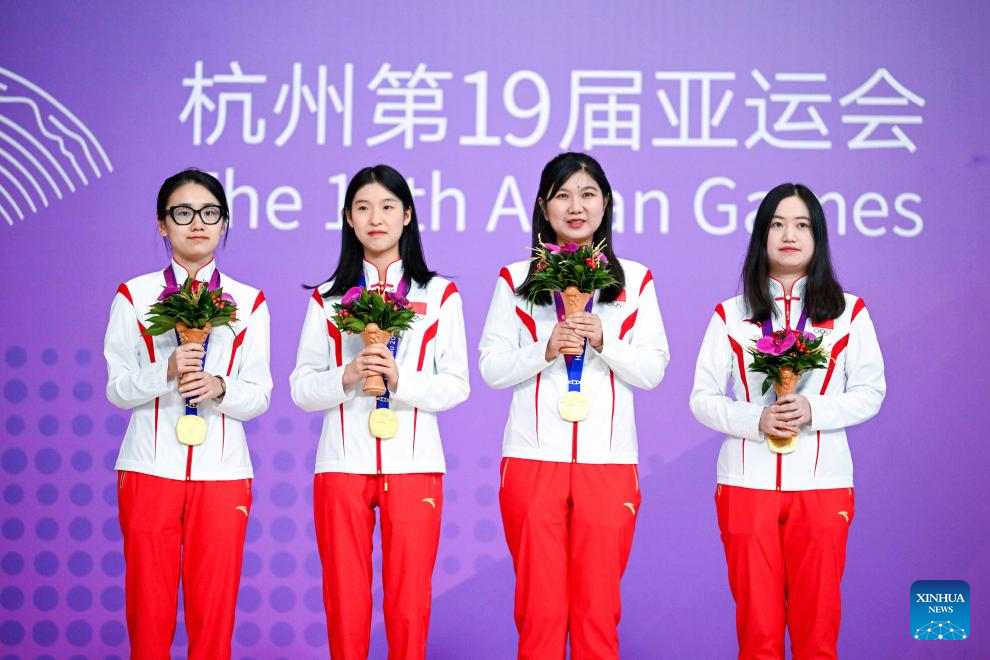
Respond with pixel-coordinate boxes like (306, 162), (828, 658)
(690, 183), (886, 659)
(290, 164), (469, 659)
(479, 152), (670, 659)
(104, 168), (272, 658)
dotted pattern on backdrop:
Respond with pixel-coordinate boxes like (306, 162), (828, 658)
(1, 345), (506, 657)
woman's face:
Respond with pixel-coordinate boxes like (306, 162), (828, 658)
(346, 182), (411, 258)
(158, 183), (225, 266)
(766, 195), (815, 276)
(540, 169), (608, 245)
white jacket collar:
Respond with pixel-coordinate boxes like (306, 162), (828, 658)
(170, 257), (217, 284)
(362, 259), (404, 290)
(768, 275), (807, 301)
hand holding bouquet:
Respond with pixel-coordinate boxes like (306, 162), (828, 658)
(331, 285), (416, 396)
(747, 329), (829, 453)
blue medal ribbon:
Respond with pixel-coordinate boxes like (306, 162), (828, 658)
(552, 291), (595, 395)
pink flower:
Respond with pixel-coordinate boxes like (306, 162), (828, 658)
(543, 243), (561, 253)
(391, 292), (409, 308)
(597, 253), (609, 265)
(756, 332), (796, 356)
(560, 242), (580, 253)
(341, 286), (364, 306)
(220, 293), (236, 306)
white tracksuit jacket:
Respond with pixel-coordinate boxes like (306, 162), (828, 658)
(104, 259), (272, 481)
(690, 276), (886, 491)
(290, 260), (470, 475)
(479, 259), (669, 464)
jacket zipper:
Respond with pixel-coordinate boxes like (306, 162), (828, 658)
(571, 422), (578, 462)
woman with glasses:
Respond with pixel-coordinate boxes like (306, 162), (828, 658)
(104, 168), (272, 659)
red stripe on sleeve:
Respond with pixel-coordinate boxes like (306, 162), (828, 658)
(639, 269), (653, 294)
(515, 307), (537, 342)
(715, 303), (726, 323)
(441, 281), (459, 306)
(226, 328), (247, 376)
(417, 320), (439, 371)
(116, 283), (133, 304)
(727, 336), (750, 402)
(326, 321), (343, 367)
(618, 310), (638, 340)
(252, 291), (266, 313)
(311, 288), (323, 304)
(851, 298), (866, 322)
(499, 267), (514, 292)
(819, 334), (850, 395)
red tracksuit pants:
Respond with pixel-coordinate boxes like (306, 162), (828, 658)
(117, 471), (252, 660)
(314, 472), (443, 660)
(715, 484), (855, 660)
(499, 458), (641, 660)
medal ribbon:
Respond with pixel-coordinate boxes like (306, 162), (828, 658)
(552, 291), (595, 395)
(358, 273), (410, 411)
(762, 308), (809, 336)
(164, 265), (221, 415)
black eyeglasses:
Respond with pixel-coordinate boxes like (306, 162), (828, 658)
(166, 205), (225, 225)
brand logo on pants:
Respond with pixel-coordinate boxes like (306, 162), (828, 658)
(911, 580), (969, 640)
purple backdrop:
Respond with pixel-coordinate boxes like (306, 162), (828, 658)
(2, 1), (988, 657)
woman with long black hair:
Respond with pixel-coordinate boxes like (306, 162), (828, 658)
(479, 152), (670, 659)
(290, 164), (469, 659)
(690, 183), (886, 659)
(104, 168), (272, 658)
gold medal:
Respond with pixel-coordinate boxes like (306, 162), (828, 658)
(176, 415), (207, 446)
(558, 392), (590, 422)
(369, 408), (399, 439)
(767, 434), (798, 455)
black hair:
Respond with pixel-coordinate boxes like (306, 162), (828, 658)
(316, 164), (436, 297)
(742, 183), (845, 323)
(516, 152), (625, 305)
(156, 168), (230, 245)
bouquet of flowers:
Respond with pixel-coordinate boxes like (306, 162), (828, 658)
(331, 285), (417, 395)
(144, 277), (238, 343)
(747, 329), (829, 453)
(143, 277), (238, 446)
(527, 239), (619, 355)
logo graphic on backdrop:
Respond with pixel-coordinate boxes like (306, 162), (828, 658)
(911, 580), (969, 640)
(0, 67), (112, 226)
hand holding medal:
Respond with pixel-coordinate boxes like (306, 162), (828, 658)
(331, 280), (417, 440)
(144, 271), (238, 446)
(527, 239), (619, 424)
